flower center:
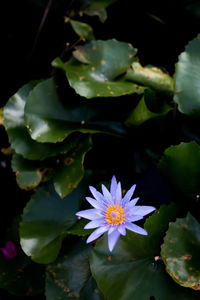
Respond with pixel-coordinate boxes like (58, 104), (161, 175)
(105, 204), (125, 225)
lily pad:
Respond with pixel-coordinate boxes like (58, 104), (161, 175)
(52, 39), (144, 99)
(24, 77), (127, 143)
(158, 141), (200, 198)
(11, 154), (44, 190)
(3, 82), (85, 160)
(174, 36), (200, 117)
(161, 213), (200, 290)
(125, 95), (172, 127)
(53, 135), (92, 198)
(46, 242), (104, 300)
(20, 173), (92, 264)
(90, 204), (199, 299)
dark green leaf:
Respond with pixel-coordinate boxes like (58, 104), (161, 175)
(3, 82), (84, 160)
(70, 20), (94, 40)
(20, 173), (92, 264)
(46, 242), (104, 300)
(158, 141), (200, 198)
(161, 213), (200, 290)
(65, 219), (93, 236)
(24, 77), (127, 143)
(126, 62), (174, 95)
(54, 135), (92, 198)
(11, 154), (44, 190)
(90, 204), (198, 299)
(174, 36), (200, 117)
(83, 0), (118, 22)
(125, 95), (172, 127)
(53, 39), (144, 99)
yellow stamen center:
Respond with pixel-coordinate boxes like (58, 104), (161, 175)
(105, 204), (125, 225)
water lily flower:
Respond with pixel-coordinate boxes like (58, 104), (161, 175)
(76, 176), (156, 251)
(0, 241), (17, 260)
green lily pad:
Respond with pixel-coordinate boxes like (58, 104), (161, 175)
(90, 204), (199, 300)
(70, 20), (94, 40)
(20, 173), (92, 264)
(24, 77), (127, 143)
(125, 95), (172, 127)
(158, 141), (200, 198)
(126, 62), (174, 95)
(53, 135), (92, 198)
(52, 39), (144, 99)
(65, 219), (93, 236)
(11, 154), (44, 190)
(3, 82), (85, 160)
(46, 242), (104, 300)
(174, 36), (200, 117)
(161, 213), (200, 290)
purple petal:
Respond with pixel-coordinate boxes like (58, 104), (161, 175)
(108, 226), (116, 234)
(84, 218), (105, 229)
(125, 198), (139, 210)
(115, 182), (122, 204)
(101, 184), (113, 203)
(76, 208), (101, 220)
(89, 186), (106, 203)
(110, 175), (118, 196)
(108, 230), (120, 252)
(126, 215), (143, 222)
(130, 206), (156, 216)
(0, 241), (17, 260)
(122, 184), (136, 204)
(86, 226), (108, 243)
(85, 197), (101, 209)
(125, 222), (147, 235)
(117, 224), (126, 236)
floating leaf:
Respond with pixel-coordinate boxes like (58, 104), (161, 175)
(90, 204), (199, 299)
(3, 82), (84, 160)
(65, 219), (93, 236)
(158, 141), (200, 198)
(54, 135), (92, 198)
(11, 154), (44, 190)
(161, 213), (200, 290)
(125, 95), (172, 127)
(20, 173), (92, 264)
(53, 39), (144, 99)
(174, 36), (200, 117)
(126, 62), (174, 95)
(46, 242), (104, 300)
(24, 77), (127, 143)
(70, 20), (94, 40)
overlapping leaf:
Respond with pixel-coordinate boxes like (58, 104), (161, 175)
(52, 39), (144, 99)
(11, 154), (44, 190)
(90, 204), (199, 299)
(20, 173), (92, 264)
(161, 213), (200, 290)
(158, 141), (200, 198)
(3, 82), (83, 160)
(174, 36), (200, 117)
(126, 62), (174, 95)
(53, 135), (92, 198)
(46, 242), (104, 300)
(125, 95), (172, 127)
(24, 77), (127, 143)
